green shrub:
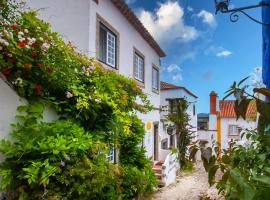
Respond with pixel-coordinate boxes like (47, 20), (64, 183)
(0, 3), (156, 199)
(201, 78), (270, 200)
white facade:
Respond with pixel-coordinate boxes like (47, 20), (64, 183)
(25, 0), (163, 159)
(160, 88), (198, 148)
(220, 118), (256, 150)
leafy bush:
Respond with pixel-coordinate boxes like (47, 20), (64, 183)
(0, 2), (156, 199)
(0, 103), (123, 199)
(201, 78), (270, 200)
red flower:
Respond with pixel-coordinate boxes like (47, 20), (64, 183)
(34, 84), (42, 93)
(24, 64), (31, 70)
(11, 24), (17, 30)
(31, 51), (37, 57)
(47, 67), (53, 75)
(31, 43), (39, 47)
(1, 68), (11, 77)
(17, 43), (26, 47)
(37, 63), (44, 68)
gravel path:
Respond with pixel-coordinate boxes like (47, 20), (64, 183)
(152, 162), (224, 200)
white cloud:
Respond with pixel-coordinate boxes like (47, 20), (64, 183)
(125, 0), (136, 4)
(216, 50), (232, 57)
(204, 46), (232, 58)
(197, 10), (216, 27)
(172, 74), (183, 82)
(165, 64), (183, 82)
(138, 1), (198, 44)
(187, 6), (194, 12)
(167, 64), (182, 73)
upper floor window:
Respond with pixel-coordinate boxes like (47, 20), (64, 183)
(99, 23), (117, 68)
(228, 125), (241, 136)
(193, 104), (196, 116)
(107, 148), (115, 163)
(152, 66), (159, 91)
(134, 51), (144, 82)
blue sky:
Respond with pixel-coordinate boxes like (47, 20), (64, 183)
(126, 0), (263, 113)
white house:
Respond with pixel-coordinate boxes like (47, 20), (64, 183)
(24, 0), (166, 161)
(197, 91), (257, 152)
(152, 81), (198, 186)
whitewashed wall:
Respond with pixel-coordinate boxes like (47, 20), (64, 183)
(25, 0), (162, 159)
(0, 78), (26, 141)
(220, 118), (256, 150)
(0, 77), (58, 161)
(160, 88), (198, 148)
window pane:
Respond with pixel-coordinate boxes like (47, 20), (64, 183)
(134, 53), (144, 82)
(152, 68), (159, 90)
(106, 32), (116, 67)
(99, 26), (107, 63)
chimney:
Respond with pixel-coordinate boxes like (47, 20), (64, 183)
(210, 91), (217, 114)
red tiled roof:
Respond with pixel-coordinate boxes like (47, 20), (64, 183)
(219, 100), (257, 118)
(160, 81), (198, 98)
(111, 0), (166, 57)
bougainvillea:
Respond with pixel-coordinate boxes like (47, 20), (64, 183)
(0, 4), (155, 200)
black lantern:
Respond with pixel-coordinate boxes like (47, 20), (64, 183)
(214, 0), (270, 26)
(215, 0), (229, 14)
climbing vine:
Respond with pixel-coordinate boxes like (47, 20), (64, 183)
(166, 98), (197, 169)
(0, 2), (156, 199)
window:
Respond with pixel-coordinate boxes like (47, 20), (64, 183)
(161, 138), (168, 150)
(134, 52), (144, 82)
(107, 148), (115, 163)
(170, 134), (175, 148)
(167, 127), (174, 135)
(152, 66), (159, 90)
(168, 99), (178, 113)
(99, 23), (117, 68)
(193, 104), (196, 116)
(228, 125), (241, 136)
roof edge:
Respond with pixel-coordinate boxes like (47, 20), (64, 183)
(111, 0), (166, 57)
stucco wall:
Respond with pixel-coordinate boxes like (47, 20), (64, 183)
(220, 118), (256, 150)
(0, 77), (58, 161)
(25, 0), (90, 54)
(160, 88), (198, 149)
(25, 0), (162, 159)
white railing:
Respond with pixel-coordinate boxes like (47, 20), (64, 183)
(159, 149), (171, 161)
(161, 151), (180, 186)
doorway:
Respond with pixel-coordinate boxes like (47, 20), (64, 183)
(153, 123), (159, 161)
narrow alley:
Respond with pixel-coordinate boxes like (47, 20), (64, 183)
(152, 162), (224, 200)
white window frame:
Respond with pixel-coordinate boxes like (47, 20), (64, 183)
(134, 52), (144, 82)
(228, 125), (241, 136)
(107, 148), (115, 163)
(106, 32), (116, 68)
(152, 66), (159, 90)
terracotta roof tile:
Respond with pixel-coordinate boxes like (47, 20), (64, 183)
(219, 100), (257, 118)
(160, 81), (198, 98)
(111, 0), (166, 57)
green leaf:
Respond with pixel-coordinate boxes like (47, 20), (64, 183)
(230, 168), (256, 200)
(253, 175), (270, 186)
(208, 165), (219, 186)
(223, 91), (234, 100)
(234, 99), (252, 120)
(238, 76), (250, 87)
(222, 155), (230, 164)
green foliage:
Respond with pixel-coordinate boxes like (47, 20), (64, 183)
(201, 78), (270, 200)
(0, 6), (156, 199)
(0, 103), (123, 199)
(166, 98), (196, 168)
